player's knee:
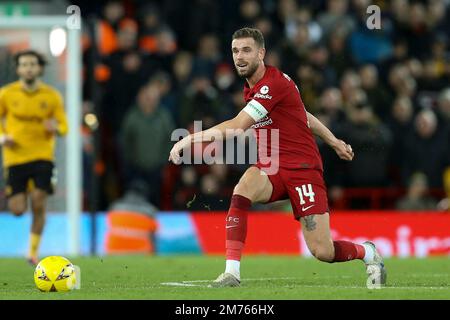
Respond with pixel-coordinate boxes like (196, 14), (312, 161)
(310, 245), (334, 263)
(31, 202), (46, 215)
(233, 181), (252, 199)
(9, 204), (26, 216)
(233, 172), (259, 198)
(233, 168), (267, 201)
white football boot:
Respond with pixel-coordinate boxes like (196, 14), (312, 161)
(364, 241), (387, 289)
(209, 272), (241, 288)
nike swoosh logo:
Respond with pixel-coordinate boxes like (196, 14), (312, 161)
(301, 205), (315, 212)
(225, 225), (238, 229)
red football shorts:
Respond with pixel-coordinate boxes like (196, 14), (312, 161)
(254, 164), (330, 220)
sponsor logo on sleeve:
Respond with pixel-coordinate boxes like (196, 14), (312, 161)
(254, 93), (272, 99)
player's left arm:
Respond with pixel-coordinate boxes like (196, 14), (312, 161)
(45, 91), (68, 136)
(306, 111), (354, 161)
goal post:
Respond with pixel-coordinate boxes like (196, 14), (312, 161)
(0, 16), (82, 256)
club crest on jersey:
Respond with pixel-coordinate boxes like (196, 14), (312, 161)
(255, 85), (272, 100)
(260, 85), (269, 94)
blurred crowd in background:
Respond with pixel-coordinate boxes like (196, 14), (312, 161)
(77, 0), (450, 212)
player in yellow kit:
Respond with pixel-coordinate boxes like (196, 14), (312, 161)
(0, 50), (68, 265)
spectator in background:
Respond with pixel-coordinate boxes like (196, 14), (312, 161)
(285, 6), (322, 45)
(339, 102), (393, 187)
(179, 74), (223, 130)
(161, 0), (220, 51)
(327, 26), (354, 80)
(279, 23), (311, 74)
(386, 96), (415, 184)
(147, 27), (178, 74)
(316, 88), (349, 198)
(397, 2), (433, 59)
(172, 51), (193, 90)
(148, 71), (177, 124)
(418, 34), (449, 91)
(102, 18), (153, 133)
(388, 64), (417, 99)
(254, 15), (280, 51)
(359, 64), (392, 121)
(308, 43), (336, 89)
(137, 4), (162, 54)
(317, 87), (347, 129)
(81, 0), (128, 95)
(81, 101), (96, 209)
(275, 0), (298, 33)
(235, 0), (262, 30)
(437, 88), (450, 124)
(317, 0), (355, 39)
(120, 82), (175, 207)
(214, 63), (236, 92)
(214, 63), (237, 120)
(339, 70), (361, 109)
(402, 109), (449, 188)
(264, 49), (282, 69)
(396, 172), (437, 211)
(389, 0), (410, 27)
(348, 13), (392, 65)
(434, 90), (450, 197)
(192, 34), (222, 79)
(95, 0), (126, 57)
(380, 37), (409, 81)
(294, 63), (321, 112)
(428, 0), (450, 39)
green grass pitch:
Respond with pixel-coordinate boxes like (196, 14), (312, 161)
(0, 255), (449, 300)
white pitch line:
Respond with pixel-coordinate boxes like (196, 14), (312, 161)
(161, 277), (298, 287)
(160, 282), (199, 287)
(160, 277), (450, 290)
(183, 277), (298, 283)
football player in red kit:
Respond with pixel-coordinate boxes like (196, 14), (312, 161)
(169, 27), (386, 288)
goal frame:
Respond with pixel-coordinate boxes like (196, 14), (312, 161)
(0, 16), (82, 256)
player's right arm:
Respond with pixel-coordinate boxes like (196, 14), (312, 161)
(169, 109), (256, 164)
(0, 88), (15, 148)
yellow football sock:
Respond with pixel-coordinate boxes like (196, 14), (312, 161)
(29, 233), (41, 259)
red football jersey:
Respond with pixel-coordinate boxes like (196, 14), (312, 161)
(242, 65), (323, 171)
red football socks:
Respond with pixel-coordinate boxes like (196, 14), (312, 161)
(332, 240), (366, 262)
(225, 194), (251, 261)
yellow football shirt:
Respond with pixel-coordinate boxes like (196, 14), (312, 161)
(0, 81), (68, 167)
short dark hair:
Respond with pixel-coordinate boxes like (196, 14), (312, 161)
(14, 50), (47, 68)
(232, 27), (265, 48)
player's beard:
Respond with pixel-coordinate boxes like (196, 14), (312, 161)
(23, 77), (37, 86)
(236, 60), (259, 79)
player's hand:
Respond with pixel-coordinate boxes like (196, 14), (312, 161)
(0, 134), (16, 148)
(44, 119), (59, 134)
(332, 139), (354, 161)
(169, 135), (191, 165)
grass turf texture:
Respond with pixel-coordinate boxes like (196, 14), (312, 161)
(0, 255), (449, 300)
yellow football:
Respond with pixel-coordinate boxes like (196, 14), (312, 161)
(34, 256), (76, 292)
